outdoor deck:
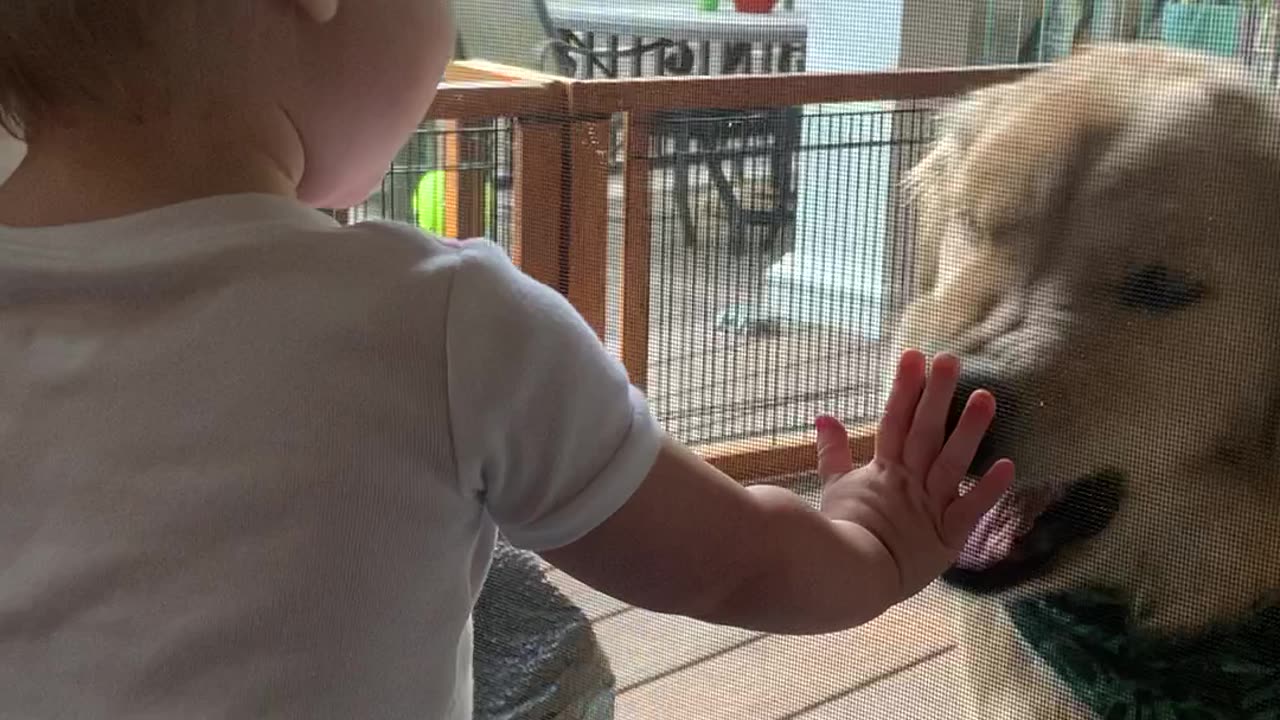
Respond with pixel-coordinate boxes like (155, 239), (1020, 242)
(610, 167), (891, 449)
(546, 477), (964, 719)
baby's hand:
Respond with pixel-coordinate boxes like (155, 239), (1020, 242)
(815, 350), (1014, 600)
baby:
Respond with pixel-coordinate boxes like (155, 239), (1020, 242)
(0, 2), (1012, 718)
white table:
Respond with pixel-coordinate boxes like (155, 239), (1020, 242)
(546, 4), (806, 46)
(545, 2), (809, 322)
(544, 2), (807, 77)
(765, 0), (903, 350)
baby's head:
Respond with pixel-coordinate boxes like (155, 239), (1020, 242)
(0, 0), (454, 209)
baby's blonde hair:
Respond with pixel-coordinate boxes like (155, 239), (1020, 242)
(0, 1), (188, 139)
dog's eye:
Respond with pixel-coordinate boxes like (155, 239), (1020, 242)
(1118, 265), (1205, 312)
(958, 211), (982, 240)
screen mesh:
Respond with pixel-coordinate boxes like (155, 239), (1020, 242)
(643, 106), (935, 446)
(352, 119), (514, 253)
(341, 2), (1280, 718)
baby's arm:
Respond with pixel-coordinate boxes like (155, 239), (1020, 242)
(541, 436), (903, 634)
(445, 240), (1006, 635)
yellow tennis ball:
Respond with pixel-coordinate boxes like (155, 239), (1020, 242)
(414, 170), (495, 237)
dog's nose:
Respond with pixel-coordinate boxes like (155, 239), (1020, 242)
(946, 367), (1017, 474)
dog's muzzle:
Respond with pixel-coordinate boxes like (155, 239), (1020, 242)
(940, 365), (1124, 593)
(946, 366), (1019, 475)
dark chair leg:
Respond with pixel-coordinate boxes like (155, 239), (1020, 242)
(705, 150), (747, 255)
(762, 107), (801, 252)
(667, 107), (802, 256)
(673, 125), (697, 248)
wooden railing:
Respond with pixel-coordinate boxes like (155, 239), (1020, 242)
(353, 59), (1043, 483)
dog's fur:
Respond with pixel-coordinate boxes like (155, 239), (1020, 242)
(893, 44), (1280, 719)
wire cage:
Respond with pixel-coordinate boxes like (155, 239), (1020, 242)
(350, 119), (515, 253)
(642, 104), (938, 448)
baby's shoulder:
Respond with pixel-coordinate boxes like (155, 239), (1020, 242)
(320, 220), (511, 283)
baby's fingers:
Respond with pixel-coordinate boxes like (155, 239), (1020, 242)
(926, 389), (996, 504)
(816, 415), (854, 486)
(901, 353), (960, 474)
(941, 459), (1015, 549)
(876, 350), (927, 463)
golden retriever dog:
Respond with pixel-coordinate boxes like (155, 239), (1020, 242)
(893, 44), (1280, 719)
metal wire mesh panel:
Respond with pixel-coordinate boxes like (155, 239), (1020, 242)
(642, 105), (937, 447)
(352, 119), (514, 252)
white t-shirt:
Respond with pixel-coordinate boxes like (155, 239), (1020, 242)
(0, 194), (661, 719)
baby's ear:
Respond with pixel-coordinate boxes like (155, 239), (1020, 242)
(293, 0), (339, 23)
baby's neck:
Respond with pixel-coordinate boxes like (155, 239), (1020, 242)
(0, 107), (304, 228)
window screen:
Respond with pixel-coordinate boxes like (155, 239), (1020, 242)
(344, 1), (1280, 717)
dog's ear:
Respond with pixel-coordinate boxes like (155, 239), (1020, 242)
(903, 86), (1014, 297)
(904, 87), (1012, 209)
(903, 140), (949, 297)
(903, 95), (973, 296)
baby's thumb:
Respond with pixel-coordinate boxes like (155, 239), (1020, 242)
(815, 415), (854, 485)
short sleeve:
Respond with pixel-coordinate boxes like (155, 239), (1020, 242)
(444, 240), (662, 552)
